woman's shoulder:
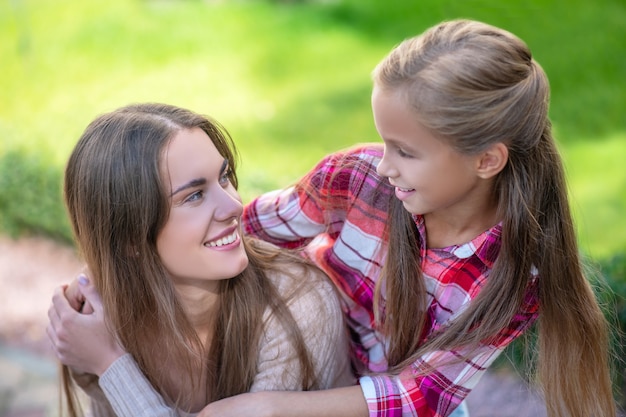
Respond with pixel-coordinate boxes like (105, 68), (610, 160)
(251, 241), (354, 389)
(266, 252), (335, 301)
(248, 238), (339, 324)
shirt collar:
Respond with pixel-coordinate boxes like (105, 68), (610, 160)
(412, 214), (502, 268)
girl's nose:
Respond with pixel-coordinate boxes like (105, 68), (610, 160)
(376, 148), (397, 179)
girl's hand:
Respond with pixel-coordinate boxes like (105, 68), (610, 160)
(46, 277), (126, 376)
(197, 386), (367, 417)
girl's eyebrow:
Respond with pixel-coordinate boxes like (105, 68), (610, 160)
(170, 178), (206, 197)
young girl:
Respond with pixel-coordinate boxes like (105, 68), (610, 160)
(198, 19), (616, 417)
(46, 103), (354, 417)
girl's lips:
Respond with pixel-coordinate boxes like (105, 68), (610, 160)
(394, 186), (415, 201)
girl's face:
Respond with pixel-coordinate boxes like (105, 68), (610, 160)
(156, 127), (249, 289)
(372, 86), (484, 218)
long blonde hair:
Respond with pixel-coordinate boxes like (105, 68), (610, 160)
(61, 103), (317, 415)
(373, 20), (615, 417)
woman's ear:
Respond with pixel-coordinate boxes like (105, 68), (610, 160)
(476, 142), (508, 179)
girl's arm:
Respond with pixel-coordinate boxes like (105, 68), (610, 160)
(48, 270), (358, 417)
(198, 321), (533, 417)
(199, 385), (368, 417)
(242, 145), (384, 248)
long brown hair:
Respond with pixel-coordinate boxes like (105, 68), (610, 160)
(373, 20), (615, 417)
(61, 103), (317, 415)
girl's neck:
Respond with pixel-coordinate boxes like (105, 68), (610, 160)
(424, 200), (499, 249)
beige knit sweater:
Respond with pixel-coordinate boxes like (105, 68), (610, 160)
(76, 266), (355, 417)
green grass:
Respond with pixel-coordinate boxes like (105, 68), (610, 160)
(1, 0), (625, 260)
(563, 132), (626, 260)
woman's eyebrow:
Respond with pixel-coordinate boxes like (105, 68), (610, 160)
(220, 158), (229, 174)
(170, 178), (206, 197)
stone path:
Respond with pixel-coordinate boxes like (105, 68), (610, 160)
(0, 235), (82, 417)
(0, 234), (607, 417)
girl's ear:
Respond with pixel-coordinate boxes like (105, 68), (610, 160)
(476, 142), (508, 179)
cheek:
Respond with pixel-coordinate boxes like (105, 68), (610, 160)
(156, 213), (195, 253)
(226, 185), (243, 207)
(155, 227), (178, 264)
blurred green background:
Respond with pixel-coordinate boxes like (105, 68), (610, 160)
(1, 0), (625, 260)
(1, 0), (625, 404)
(1, 0), (625, 256)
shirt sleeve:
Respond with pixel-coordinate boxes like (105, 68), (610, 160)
(69, 370), (117, 417)
(359, 289), (539, 417)
(242, 147), (365, 247)
(98, 354), (178, 417)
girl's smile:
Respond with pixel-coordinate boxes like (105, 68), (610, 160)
(392, 184), (416, 201)
(372, 85), (484, 219)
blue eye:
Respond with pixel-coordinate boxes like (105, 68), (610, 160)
(219, 168), (232, 187)
(185, 190), (203, 203)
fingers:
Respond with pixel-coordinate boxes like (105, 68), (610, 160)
(46, 294), (62, 358)
(47, 284), (95, 365)
(65, 277), (85, 312)
(47, 286), (78, 364)
(76, 276), (101, 315)
(48, 285), (70, 335)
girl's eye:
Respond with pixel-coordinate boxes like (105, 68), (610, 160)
(397, 147), (413, 158)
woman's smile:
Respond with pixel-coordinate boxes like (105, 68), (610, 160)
(204, 230), (240, 249)
(157, 127), (249, 283)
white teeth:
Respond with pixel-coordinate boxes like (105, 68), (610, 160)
(397, 187), (413, 192)
(205, 231), (238, 247)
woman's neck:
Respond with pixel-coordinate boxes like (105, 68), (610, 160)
(161, 283), (220, 411)
(175, 282), (220, 342)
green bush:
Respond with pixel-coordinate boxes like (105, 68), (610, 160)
(500, 253), (626, 408)
(597, 253), (626, 408)
(0, 149), (72, 243)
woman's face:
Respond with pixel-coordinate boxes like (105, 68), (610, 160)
(156, 127), (249, 289)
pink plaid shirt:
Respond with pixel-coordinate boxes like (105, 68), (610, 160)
(242, 144), (539, 417)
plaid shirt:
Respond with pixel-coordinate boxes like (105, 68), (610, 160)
(243, 144), (539, 417)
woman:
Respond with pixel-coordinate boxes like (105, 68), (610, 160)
(47, 102), (354, 417)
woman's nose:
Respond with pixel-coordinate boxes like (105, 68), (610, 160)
(213, 187), (243, 222)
